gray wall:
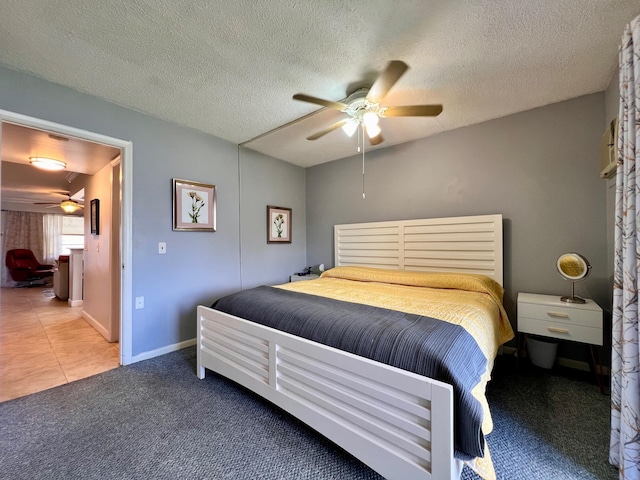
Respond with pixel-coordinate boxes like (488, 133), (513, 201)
(0, 64), (306, 358)
(306, 94), (608, 330)
(239, 147), (306, 288)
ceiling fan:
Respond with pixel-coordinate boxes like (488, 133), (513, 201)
(34, 192), (84, 213)
(293, 60), (443, 145)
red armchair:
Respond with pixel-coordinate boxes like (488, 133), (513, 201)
(6, 249), (54, 283)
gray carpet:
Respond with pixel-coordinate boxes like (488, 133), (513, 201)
(0, 347), (617, 479)
(463, 358), (617, 480)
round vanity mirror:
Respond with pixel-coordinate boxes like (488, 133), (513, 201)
(556, 253), (591, 303)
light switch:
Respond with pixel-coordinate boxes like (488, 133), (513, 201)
(159, 242), (166, 254)
(135, 296), (144, 309)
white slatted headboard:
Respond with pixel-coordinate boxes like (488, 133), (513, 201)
(334, 214), (503, 286)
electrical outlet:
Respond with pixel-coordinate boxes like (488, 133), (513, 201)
(135, 296), (144, 309)
(158, 242), (166, 254)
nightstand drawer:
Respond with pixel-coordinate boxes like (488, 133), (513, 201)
(518, 302), (601, 328)
(518, 315), (603, 345)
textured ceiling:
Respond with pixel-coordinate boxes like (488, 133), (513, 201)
(0, 1), (638, 167)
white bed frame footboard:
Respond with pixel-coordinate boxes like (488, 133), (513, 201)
(197, 306), (458, 480)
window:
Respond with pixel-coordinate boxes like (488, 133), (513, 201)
(61, 216), (84, 254)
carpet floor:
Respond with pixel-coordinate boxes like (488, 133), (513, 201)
(0, 347), (617, 479)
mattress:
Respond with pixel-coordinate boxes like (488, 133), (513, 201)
(212, 266), (514, 475)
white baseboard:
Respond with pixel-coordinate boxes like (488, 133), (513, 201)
(131, 338), (197, 364)
(81, 310), (110, 340)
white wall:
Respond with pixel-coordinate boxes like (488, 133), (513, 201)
(111, 161), (121, 343)
(82, 160), (115, 341)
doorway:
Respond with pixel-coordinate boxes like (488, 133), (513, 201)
(0, 110), (133, 370)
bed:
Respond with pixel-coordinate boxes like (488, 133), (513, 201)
(197, 214), (513, 480)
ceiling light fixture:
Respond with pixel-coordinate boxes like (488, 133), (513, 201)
(342, 112), (382, 140)
(29, 157), (66, 171)
(364, 123), (381, 139)
(342, 118), (358, 137)
(362, 111), (379, 130)
(60, 199), (80, 213)
(362, 111), (381, 138)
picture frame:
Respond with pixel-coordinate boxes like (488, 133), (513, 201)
(267, 205), (292, 244)
(172, 178), (217, 232)
(90, 199), (100, 235)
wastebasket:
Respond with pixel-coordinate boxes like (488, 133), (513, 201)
(526, 335), (558, 369)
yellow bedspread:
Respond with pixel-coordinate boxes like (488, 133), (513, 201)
(276, 266), (514, 479)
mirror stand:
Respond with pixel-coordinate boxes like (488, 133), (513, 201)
(561, 281), (586, 304)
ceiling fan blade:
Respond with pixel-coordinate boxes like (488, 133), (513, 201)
(307, 119), (350, 140)
(293, 94), (348, 111)
(366, 60), (409, 103)
(383, 105), (443, 117)
(369, 134), (384, 146)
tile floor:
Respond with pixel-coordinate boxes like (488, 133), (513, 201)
(0, 285), (119, 402)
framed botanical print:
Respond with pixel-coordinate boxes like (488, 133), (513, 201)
(267, 205), (291, 244)
(173, 178), (217, 231)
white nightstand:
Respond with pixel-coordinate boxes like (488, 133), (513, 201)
(517, 292), (604, 391)
(289, 273), (320, 282)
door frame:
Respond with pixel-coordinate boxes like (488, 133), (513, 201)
(0, 109), (134, 365)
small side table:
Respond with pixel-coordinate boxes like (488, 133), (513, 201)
(289, 273), (320, 282)
(517, 292), (605, 393)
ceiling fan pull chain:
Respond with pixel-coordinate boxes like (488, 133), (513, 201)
(362, 123), (366, 199)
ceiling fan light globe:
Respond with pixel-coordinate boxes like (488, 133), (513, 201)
(362, 111), (379, 128)
(366, 123), (381, 139)
(60, 200), (79, 213)
(342, 119), (358, 137)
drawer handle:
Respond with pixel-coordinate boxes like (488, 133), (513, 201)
(547, 311), (570, 318)
(547, 327), (569, 334)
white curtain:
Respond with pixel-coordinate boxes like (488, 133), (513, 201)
(42, 213), (64, 265)
(611, 14), (640, 479)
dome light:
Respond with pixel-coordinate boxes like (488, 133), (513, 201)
(29, 157), (66, 171)
(60, 200), (80, 213)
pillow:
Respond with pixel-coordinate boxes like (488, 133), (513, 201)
(321, 266), (504, 303)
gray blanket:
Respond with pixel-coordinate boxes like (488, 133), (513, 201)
(212, 286), (487, 460)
